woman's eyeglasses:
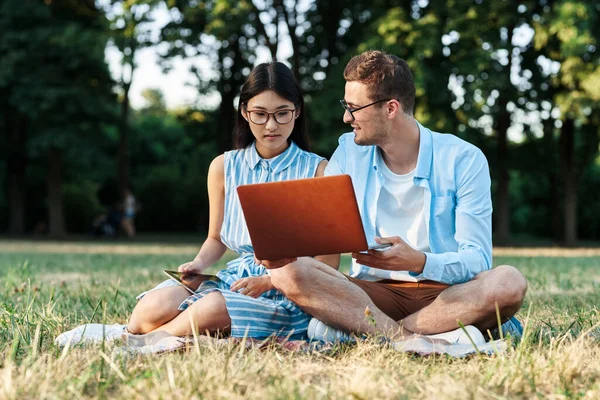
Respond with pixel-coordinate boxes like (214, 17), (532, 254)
(246, 109), (296, 125)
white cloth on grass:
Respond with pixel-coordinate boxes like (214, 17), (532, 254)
(54, 323), (126, 346)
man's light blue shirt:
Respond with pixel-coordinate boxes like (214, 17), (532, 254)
(324, 122), (493, 285)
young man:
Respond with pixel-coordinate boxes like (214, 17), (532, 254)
(263, 50), (527, 343)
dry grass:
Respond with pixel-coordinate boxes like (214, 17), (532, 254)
(1, 242), (599, 399)
(2, 337), (598, 399)
(0, 240), (200, 256)
(2, 239), (600, 257)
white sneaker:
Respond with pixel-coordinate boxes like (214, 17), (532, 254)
(307, 318), (356, 343)
(54, 323), (126, 346)
(423, 325), (486, 346)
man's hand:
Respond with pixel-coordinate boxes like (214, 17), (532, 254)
(351, 236), (426, 274)
(254, 256), (297, 270)
(230, 275), (274, 298)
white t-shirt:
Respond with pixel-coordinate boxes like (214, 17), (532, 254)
(355, 159), (430, 282)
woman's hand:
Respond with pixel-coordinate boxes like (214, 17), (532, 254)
(230, 276), (274, 298)
(177, 260), (205, 275)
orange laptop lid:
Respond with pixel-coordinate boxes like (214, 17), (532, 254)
(236, 175), (369, 260)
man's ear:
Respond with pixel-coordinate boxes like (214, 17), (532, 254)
(387, 99), (402, 119)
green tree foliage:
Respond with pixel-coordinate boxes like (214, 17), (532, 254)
(103, 0), (162, 195)
(159, 0), (259, 152)
(348, 0), (599, 245)
(0, 0), (116, 236)
(128, 95), (217, 231)
(1, 0), (599, 244)
(532, 0), (600, 245)
(301, 0), (395, 156)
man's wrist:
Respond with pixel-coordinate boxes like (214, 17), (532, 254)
(412, 251), (426, 274)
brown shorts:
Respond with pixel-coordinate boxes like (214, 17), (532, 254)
(347, 277), (449, 321)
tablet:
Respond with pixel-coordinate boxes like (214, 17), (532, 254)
(163, 270), (216, 295)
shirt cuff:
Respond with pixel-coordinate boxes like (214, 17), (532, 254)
(420, 252), (445, 282)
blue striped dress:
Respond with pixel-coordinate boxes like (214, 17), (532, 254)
(139, 141), (324, 340)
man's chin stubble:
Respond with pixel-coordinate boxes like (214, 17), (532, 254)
(354, 134), (384, 147)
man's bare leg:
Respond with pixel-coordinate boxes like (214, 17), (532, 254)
(401, 265), (528, 335)
(271, 260), (527, 339)
(269, 257), (404, 337)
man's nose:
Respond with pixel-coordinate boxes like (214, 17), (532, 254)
(342, 109), (354, 124)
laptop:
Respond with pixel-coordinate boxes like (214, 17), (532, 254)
(236, 174), (389, 260)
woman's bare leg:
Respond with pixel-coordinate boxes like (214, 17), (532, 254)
(151, 291), (231, 337)
(127, 286), (190, 334)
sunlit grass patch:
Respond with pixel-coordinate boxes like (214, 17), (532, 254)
(1, 248), (599, 399)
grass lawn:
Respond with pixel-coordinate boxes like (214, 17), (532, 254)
(1, 241), (599, 399)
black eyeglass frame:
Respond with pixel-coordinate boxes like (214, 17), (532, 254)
(339, 98), (394, 121)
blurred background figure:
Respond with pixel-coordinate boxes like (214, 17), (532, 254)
(121, 188), (137, 238)
(91, 179), (122, 238)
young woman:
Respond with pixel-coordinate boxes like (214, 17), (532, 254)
(119, 62), (339, 342)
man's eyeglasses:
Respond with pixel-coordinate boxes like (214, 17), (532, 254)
(246, 109), (296, 125)
(339, 99), (393, 121)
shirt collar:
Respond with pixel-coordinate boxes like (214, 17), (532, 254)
(371, 120), (433, 180)
(243, 141), (262, 170)
(414, 121), (433, 179)
(243, 140), (302, 174)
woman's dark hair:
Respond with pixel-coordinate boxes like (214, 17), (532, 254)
(233, 62), (310, 151)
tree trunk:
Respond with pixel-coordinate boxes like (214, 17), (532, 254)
(217, 36), (242, 153)
(253, 3), (278, 60)
(278, 1), (300, 78)
(47, 147), (66, 238)
(542, 117), (561, 242)
(560, 117), (577, 246)
(495, 106), (511, 245)
(118, 79), (132, 196)
(493, 23), (516, 246)
(6, 112), (28, 235)
(8, 165), (26, 235)
(319, 0), (344, 77)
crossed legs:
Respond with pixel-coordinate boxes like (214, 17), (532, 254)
(268, 257), (528, 339)
(127, 258), (528, 339)
(128, 287), (231, 337)
(402, 265), (527, 334)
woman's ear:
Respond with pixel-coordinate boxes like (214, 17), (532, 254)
(295, 107), (301, 119)
(241, 104), (249, 122)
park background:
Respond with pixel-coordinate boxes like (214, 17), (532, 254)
(1, 0), (599, 246)
(1, 2), (600, 399)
